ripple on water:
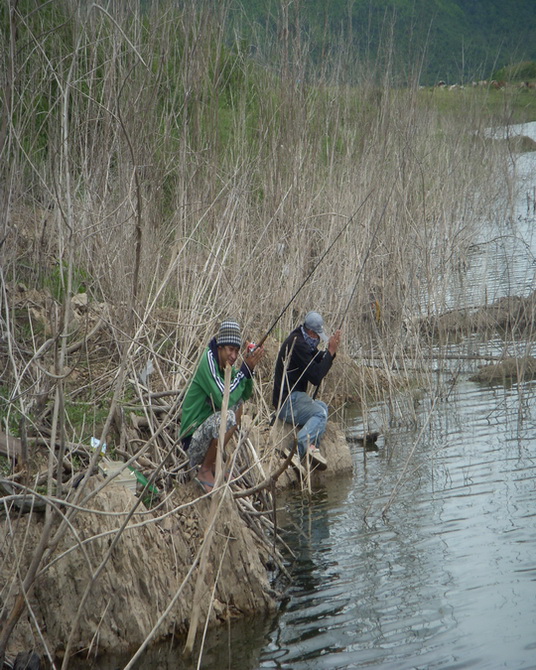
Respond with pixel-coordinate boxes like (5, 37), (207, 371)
(259, 374), (536, 670)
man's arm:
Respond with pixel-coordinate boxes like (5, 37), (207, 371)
(307, 350), (335, 386)
(302, 329), (342, 386)
(198, 344), (264, 408)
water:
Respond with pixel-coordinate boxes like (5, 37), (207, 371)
(258, 378), (536, 669)
(423, 121), (536, 314)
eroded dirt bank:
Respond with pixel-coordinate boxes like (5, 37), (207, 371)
(1, 479), (274, 663)
(1, 421), (353, 667)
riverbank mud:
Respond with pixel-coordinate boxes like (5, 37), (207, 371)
(1, 416), (353, 666)
(0, 478), (275, 663)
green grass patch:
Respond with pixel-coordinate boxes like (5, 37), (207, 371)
(64, 401), (111, 446)
(43, 261), (90, 302)
(416, 86), (536, 125)
(0, 386), (22, 437)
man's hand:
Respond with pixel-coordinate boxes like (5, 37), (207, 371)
(245, 343), (265, 370)
(328, 329), (341, 356)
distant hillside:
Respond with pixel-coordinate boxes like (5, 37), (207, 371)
(227, 0), (536, 85)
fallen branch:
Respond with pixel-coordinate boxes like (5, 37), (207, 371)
(66, 315), (106, 355)
(233, 441), (297, 499)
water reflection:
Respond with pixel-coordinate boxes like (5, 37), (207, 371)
(65, 615), (275, 670)
(265, 488), (352, 667)
(259, 375), (536, 669)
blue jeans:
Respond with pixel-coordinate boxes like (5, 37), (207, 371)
(277, 392), (328, 458)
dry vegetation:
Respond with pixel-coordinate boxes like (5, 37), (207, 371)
(0, 0), (528, 666)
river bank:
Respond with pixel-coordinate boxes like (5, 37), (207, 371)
(0, 401), (354, 668)
(2, 6), (534, 668)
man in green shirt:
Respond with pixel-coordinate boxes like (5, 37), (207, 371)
(180, 320), (264, 492)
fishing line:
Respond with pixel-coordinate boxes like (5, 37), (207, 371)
(254, 187), (375, 349)
(312, 181), (397, 399)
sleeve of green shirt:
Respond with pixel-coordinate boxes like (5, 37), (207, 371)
(180, 347), (254, 438)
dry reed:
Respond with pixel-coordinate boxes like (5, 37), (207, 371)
(0, 0), (522, 666)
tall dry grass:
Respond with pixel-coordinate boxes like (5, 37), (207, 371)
(0, 0), (519, 664)
(0, 0), (514, 501)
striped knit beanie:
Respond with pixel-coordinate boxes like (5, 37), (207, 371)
(216, 320), (242, 347)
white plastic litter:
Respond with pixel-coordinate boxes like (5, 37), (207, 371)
(138, 359), (154, 386)
(90, 436), (107, 453)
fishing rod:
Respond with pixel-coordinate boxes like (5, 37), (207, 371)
(251, 187), (375, 351)
(311, 182), (397, 399)
(336, 181), (396, 330)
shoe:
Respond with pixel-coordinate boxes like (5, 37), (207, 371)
(303, 444), (328, 471)
(195, 477), (214, 494)
(280, 445), (305, 474)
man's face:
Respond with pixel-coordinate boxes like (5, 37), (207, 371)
(304, 327), (320, 341)
(218, 345), (240, 369)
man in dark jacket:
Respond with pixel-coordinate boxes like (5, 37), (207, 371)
(272, 311), (341, 467)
